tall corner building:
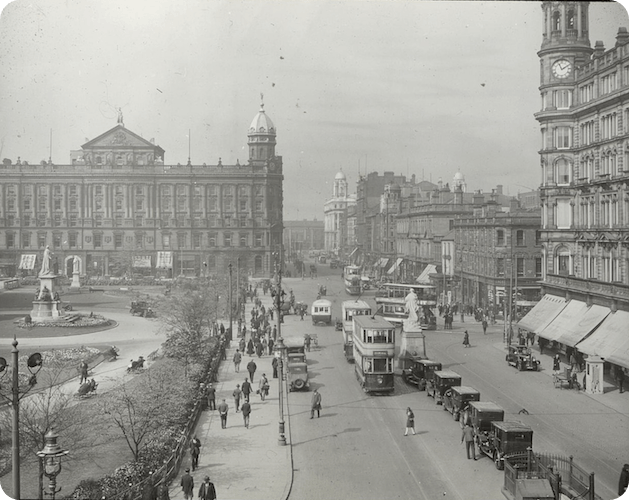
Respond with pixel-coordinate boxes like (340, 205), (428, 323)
(0, 103), (283, 279)
(528, 1), (629, 372)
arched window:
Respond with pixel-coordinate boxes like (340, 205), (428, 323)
(567, 9), (575, 29)
(552, 11), (561, 32)
(555, 245), (571, 275)
(554, 158), (571, 185)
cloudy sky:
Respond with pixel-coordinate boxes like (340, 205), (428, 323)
(0, 0), (627, 220)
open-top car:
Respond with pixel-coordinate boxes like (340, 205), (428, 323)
(130, 301), (155, 318)
(506, 344), (540, 371)
(402, 358), (442, 390)
(442, 385), (480, 421)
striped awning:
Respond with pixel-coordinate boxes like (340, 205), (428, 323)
(576, 310), (629, 369)
(539, 300), (610, 347)
(387, 257), (403, 274)
(517, 294), (567, 334)
(416, 264), (436, 283)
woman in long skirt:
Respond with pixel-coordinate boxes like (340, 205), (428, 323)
(405, 407), (416, 436)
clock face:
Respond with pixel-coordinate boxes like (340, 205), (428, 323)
(552, 59), (572, 79)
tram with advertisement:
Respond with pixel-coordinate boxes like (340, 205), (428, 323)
(341, 300), (372, 362)
(352, 316), (395, 393)
(374, 283), (438, 330)
(343, 265), (362, 295)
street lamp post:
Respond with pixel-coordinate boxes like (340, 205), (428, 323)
(36, 429), (68, 500)
(274, 337), (287, 446)
(0, 337), (43, 500)
(228, 262), (233, 344)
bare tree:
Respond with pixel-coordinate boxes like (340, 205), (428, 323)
(0, 362), (99, 499)
(102, 361), (191, 461)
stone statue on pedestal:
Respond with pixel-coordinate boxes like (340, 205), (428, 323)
(39, 246), (55, 277)
(404, 289), (421, 330)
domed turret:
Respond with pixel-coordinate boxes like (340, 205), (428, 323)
(453, 170), (467, 192)
(248, 102), (277, 165)
(335, 170), (346, 181)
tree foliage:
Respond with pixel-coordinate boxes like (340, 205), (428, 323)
(102, 360), (193, 461)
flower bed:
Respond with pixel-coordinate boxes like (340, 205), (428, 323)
(17, 314), (111, 329)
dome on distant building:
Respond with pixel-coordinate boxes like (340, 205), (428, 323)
(335, 170), (346, 180)
(454, 171), (464, 181)
(389, 183), (401, 192)
(249, 103), (276, 135)
(453, 170), (467, 193)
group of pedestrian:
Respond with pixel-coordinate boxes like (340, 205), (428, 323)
(180, 468), (216, 500)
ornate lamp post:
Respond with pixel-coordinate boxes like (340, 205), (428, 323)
(228, 262), (233, 343)
(274, 336), (287, 446)
(36, 429), (68, 500)
(0, 337), (43, 500)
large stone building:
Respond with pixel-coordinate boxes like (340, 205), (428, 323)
(283, 219), (325, 258)
(524, 1), (629, 374)
(0, 104), (284, 279)
(323, 170), (356, 258)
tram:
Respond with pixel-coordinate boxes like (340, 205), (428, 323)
(343, 265), (362, 295)
(352, 316), (395, 393)
(341, 300), (372, 362)
(374, 283), (438, 330)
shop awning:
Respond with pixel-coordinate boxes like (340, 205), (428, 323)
(576, 310), (629, 369)
(18, 254), (37, 270)
(156, 251), (173, 269)
(539, 300), (610, 347)
(348, 247), (359, 259)
(416, 264), (437, 283)
(387, 257), (403, 274)
(377, 258), (390, 269)
(517, 294), (567, 333)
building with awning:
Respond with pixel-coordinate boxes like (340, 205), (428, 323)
(537, 300), (610, 348)
(387, 257), (403, 275)
(517, 294), (567, 334)
(576, 310), (629, 369)
(416, 264), (437, 284)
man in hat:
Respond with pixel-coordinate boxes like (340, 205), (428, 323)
(198, 475), (216, 500)
(180, 468), (194, 500)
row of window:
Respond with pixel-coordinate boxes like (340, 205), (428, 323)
(542, 196), (629, 229)
(550, 247), (624, 283)
(460, 253), (542, 278)
(542, 152), (625, 186)
(4, 231), (268, 250)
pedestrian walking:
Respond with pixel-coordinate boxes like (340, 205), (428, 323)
(462, 330), (470, 348)
(247, 359), (257, 382)
(617, 367), (625, 394)
(304, 335), (311, 352)
(619, 463), (629, 497)
(310, 389), (322, 419)
(255, 341), (263, 358)
(404, 407), (416, 436)
(206, 383), (216, 411)
(79, 360), (89, 384)
(246, 339), (254, 356)
(268, 337), (274, 355)
(217, 399), (229, 429)
(482, 319), (488, 335)
(233, 384), (242, 412)
(190, 442), (200, 471)
(241, 400), (252, 428)
(258, 373), (269, 401)
(461, 423), (476, 460)
(272, 356), (278, 378)
(553, 354), (561, 374)
(233, 349), (242, 373)
(241, 378), (252, 403)
(198, 475), (217, 500)
(180, 468), (194, 500)
(239, 337), (246, 352)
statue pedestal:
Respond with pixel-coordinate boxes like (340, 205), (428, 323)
(71, 272), (81, 288)
(396, 321), (426, 374)
(30, 274), (64, 322)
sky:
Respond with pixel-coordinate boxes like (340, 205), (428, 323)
(0, 0), (628, 221)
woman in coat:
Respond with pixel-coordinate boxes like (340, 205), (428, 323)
(404, 407), (416, 436)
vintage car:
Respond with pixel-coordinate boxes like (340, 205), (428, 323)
(401, 358), (442, 390)
(286, 361), (309, 391)
(477, 420), (533, 470)
(465, 401), (504, 434)
(287, 352), (306, 364)
(130, 301), (155, 318)
(426, 370), (462, 404)
(442, 385), (480, 421)
(506, 344), (540, 371)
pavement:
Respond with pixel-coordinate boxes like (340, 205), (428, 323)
(168, 287), (293, 500)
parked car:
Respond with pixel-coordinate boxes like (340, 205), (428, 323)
(287, 352), (306, 364)
(286, 362), (309, 391)
(465, 401), (504, 435)
(477, 420), (533, 470)
(506, 344), (540, 371)
(442, 385), (480, 421)
(401, 358), (442, 390)
(426, 370), (462, 404)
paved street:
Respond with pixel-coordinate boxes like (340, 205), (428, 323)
(281, 261), (628, 500)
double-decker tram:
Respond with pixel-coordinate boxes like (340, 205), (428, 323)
(352, 316), (395, 393)
(374, 283), (438, 330)
(343, 265), (362, 295)
(341, 300), (372, 362)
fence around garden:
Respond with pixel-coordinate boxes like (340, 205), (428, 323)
(504, 449), (602, 500)
(108, 338), (226, 500)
